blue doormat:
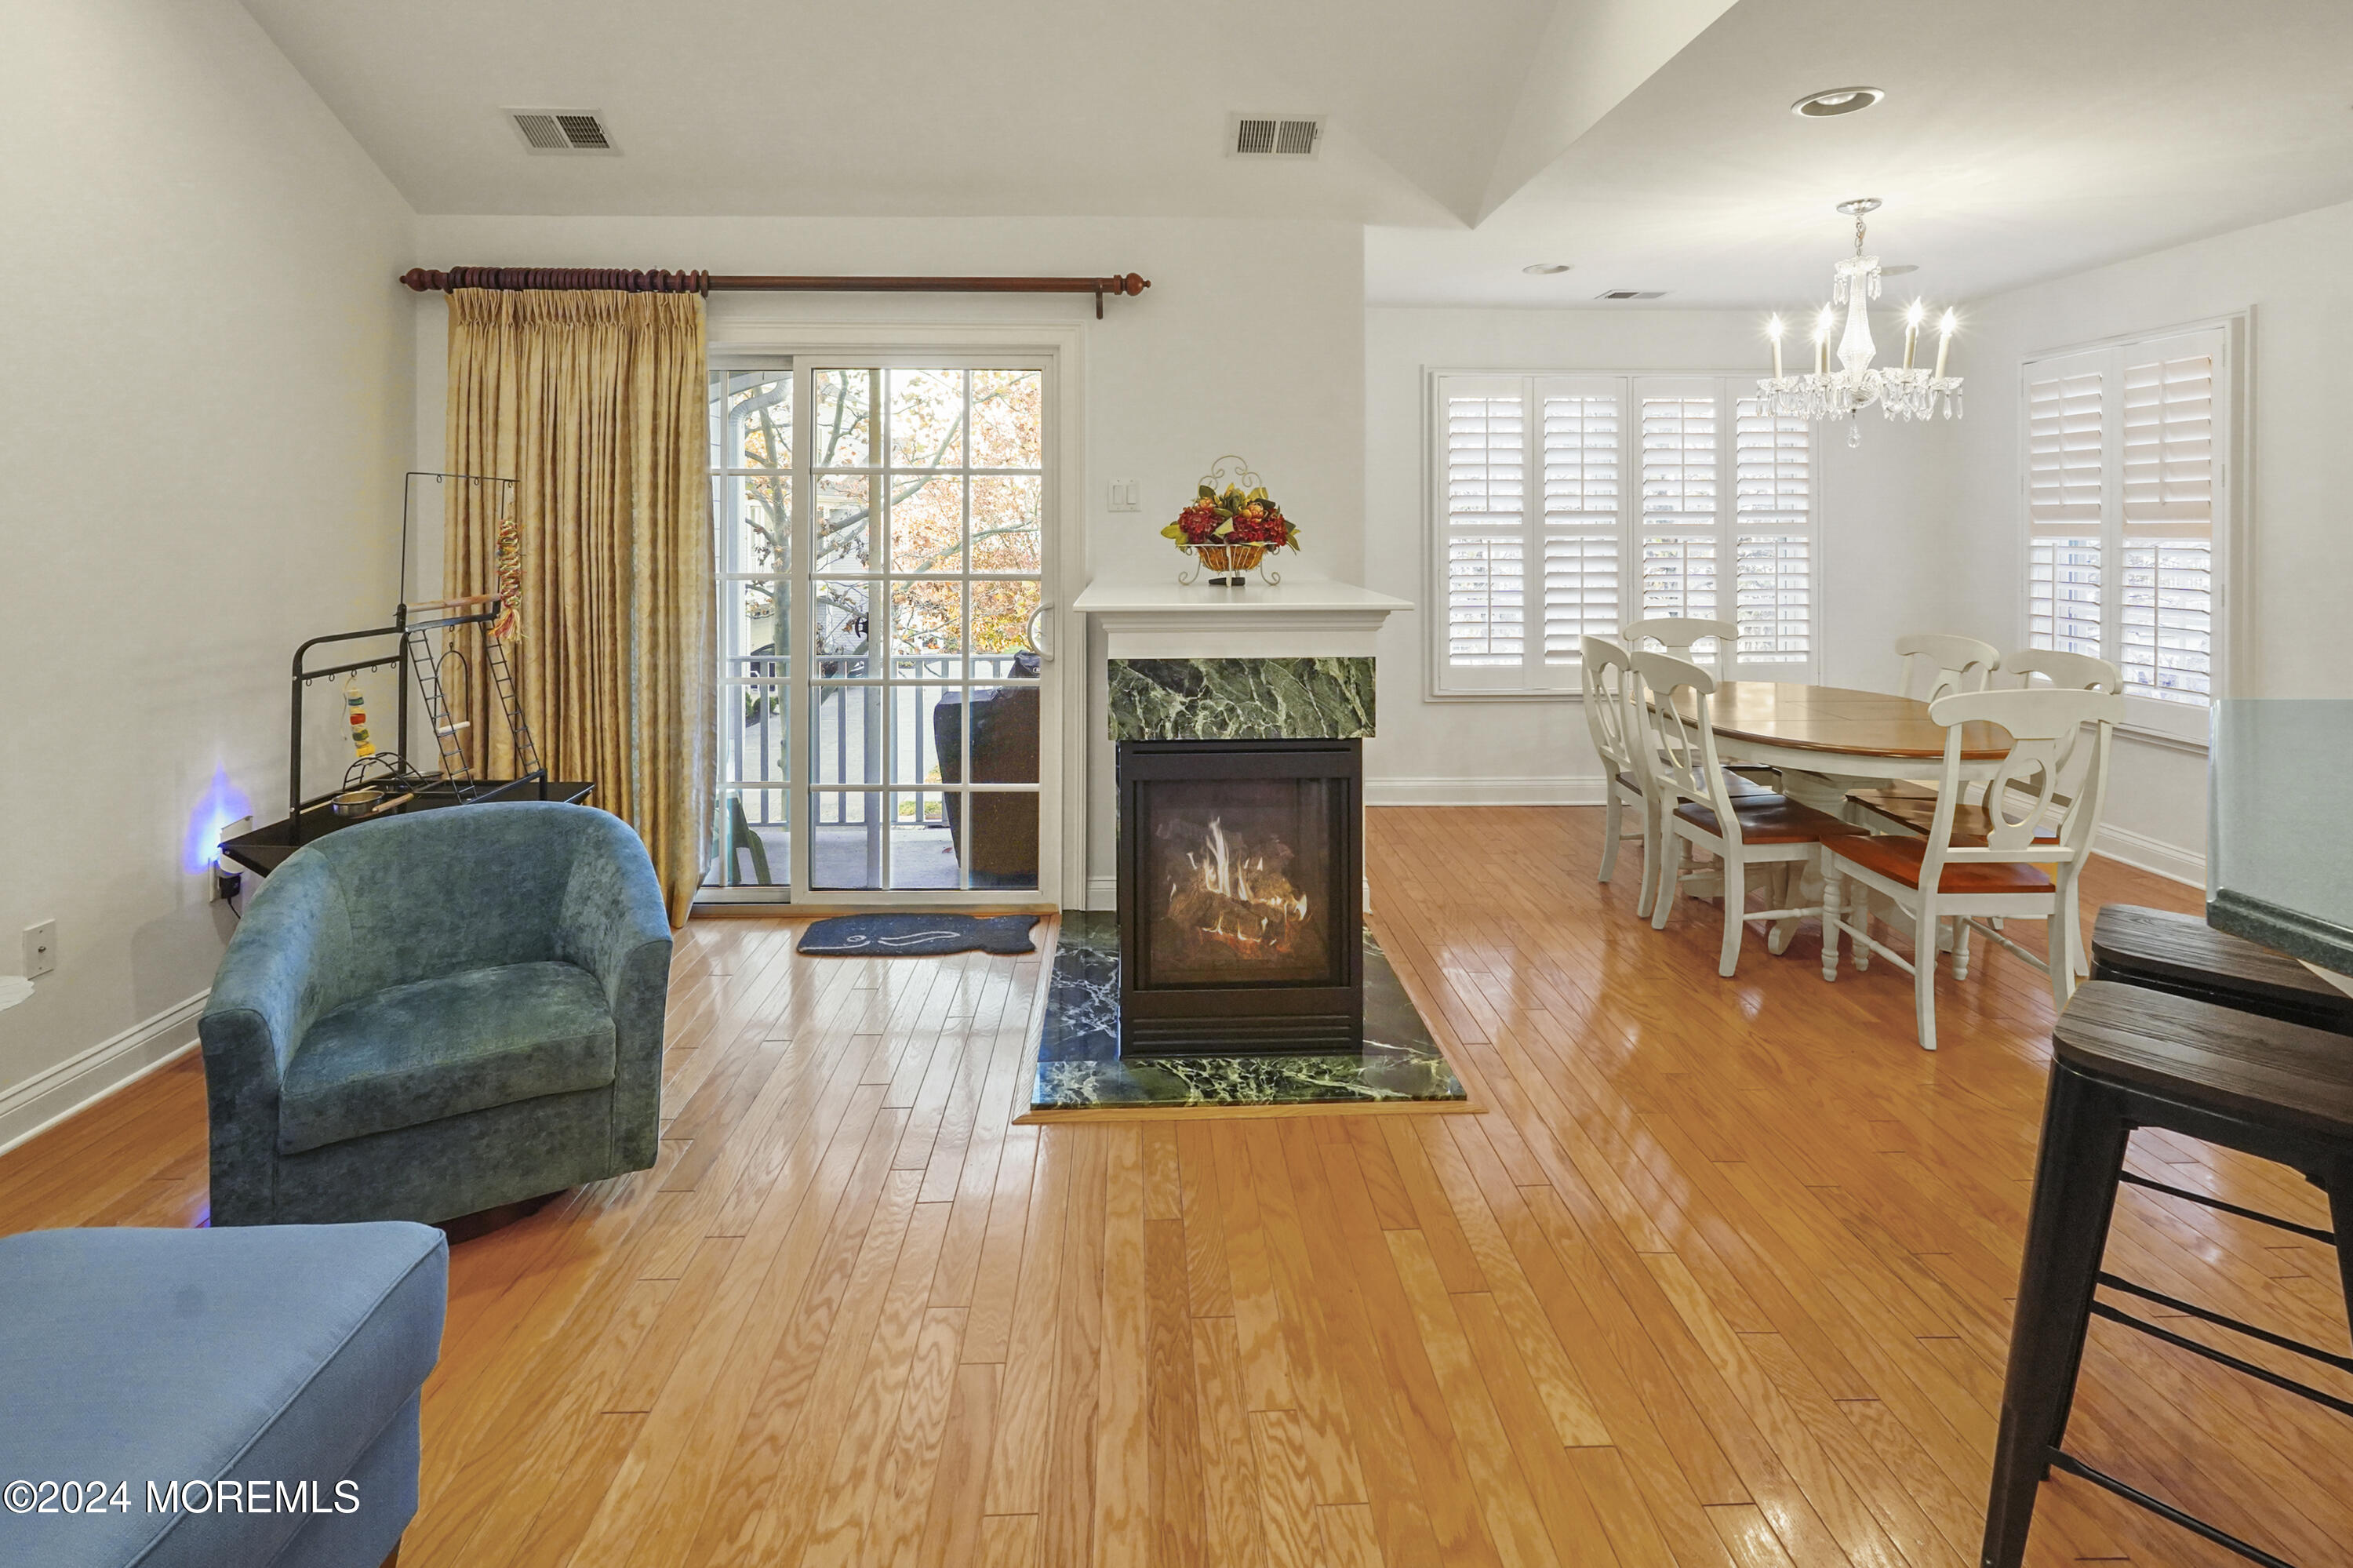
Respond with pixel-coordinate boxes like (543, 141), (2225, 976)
(797, 913), (1039, 957)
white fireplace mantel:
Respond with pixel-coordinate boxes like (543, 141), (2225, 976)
(1069, 575), (1409, 660)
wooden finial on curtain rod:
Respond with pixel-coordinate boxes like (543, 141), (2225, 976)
(396, 268), (1152, 316)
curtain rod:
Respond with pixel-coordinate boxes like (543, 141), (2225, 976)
(397, 267), (1151, 318)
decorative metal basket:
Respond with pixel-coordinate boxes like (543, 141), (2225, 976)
(1176, 455), (1285, 588)
(1186, 541), (1268, 583)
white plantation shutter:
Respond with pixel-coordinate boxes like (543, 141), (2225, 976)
(2119, 344), (2216, 705)
(2020, 326), (2231, 741)
(1429, 372), (1817, 694)
(2025, 357), (2107, 658)
(1733, 398), (1814, 667)
(1635, 384), (1720, 642)
(1441, 381), (1528, 674)
(1538, 381), (1623, 664)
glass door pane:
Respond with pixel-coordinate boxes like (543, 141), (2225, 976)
(708, 369), (792, 892)
(807, 365), (1045, 892)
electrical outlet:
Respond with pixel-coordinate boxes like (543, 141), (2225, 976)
(1107, 478), (1140, 512)
(24, 920), (57, 980)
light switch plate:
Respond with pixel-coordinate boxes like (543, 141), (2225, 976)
(24, 920), (57, 980)
(1107, 479), (1140, 512)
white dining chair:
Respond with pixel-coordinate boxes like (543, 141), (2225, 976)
(1587, 635), (1779, 918)
(1820, 686), (2121, 1050)
(1894, 633), (2002, 703)
(1849, 631), (2008, 846)
(1623, 617), (1738, 664)
(1580, 635), (1659, 913)
(1632, 650), (1863, 977)
(1624, 616), (1785, 791)
(2007, 649), (2123, 697)
(1851, 649), (2121, 976)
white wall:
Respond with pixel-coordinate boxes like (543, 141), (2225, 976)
(1362, 306), (1963, 801)
(0, 0), (416, 1144)
(1945, 196), (2353, 882)
(407, 216), (1369, 900)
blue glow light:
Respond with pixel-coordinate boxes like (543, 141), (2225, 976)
(184, 766), (253, 874)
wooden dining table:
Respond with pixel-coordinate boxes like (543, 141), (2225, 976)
(1655, 681), (2014, 780)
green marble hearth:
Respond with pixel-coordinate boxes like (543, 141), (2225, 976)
(1029, 912), (1467, 1111)
(1107, 657), (1374, 742)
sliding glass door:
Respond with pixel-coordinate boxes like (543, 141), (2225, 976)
(706, 356), (1056, 904)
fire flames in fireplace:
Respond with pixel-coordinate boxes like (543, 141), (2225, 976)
(1166, 816), (1312, 961)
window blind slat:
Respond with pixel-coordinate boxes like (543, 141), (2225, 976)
(1442, 390), (1529, 668)
(1540, 391), (1622, 660)
(2122, 353), (2216, 536)
(1638, 394), (1720, 627)
(2028, 369), (2104, 534)
(1733, 398), (1812, 663)
(2118, 350), (2214, 703)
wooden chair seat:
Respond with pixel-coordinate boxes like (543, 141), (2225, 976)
(2089, 904), (2353, 1035)
(1846, 787), (2060, 846)
(2056, 981), (2353, 1142)
(1834, 834), (2056, 893)
(1671, 795), (1860, 846)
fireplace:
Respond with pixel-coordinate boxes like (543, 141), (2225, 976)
(1116, 739), (1363, 1053)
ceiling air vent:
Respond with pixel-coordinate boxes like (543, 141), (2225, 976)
(1595, 289), (1667, 300)
(1227, 114), (1325, 158)
(505, 108), (619, 155)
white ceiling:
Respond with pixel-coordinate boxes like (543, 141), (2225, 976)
(1370, 0), (2353, 307)
(242, 0), (2353, 306)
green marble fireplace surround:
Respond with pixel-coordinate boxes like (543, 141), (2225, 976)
(1106, 657), (1375, 742)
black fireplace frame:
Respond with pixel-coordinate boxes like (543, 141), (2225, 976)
(1115, 737), (1364, 1054)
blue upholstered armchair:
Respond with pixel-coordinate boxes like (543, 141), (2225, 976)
(199, 802), (673, 1227)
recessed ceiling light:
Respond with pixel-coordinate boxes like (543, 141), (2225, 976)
(1791, 85), (1885, 118)
(1522, 263), (1573, 275)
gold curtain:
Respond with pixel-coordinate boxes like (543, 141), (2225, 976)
(443, 289), (713, 926)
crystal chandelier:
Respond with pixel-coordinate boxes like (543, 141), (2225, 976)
(1760, 198), (1961, 446)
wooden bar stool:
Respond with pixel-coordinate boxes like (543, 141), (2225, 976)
(2091, 904), (2353, 1036)
(1984, 980), (2353, 1568)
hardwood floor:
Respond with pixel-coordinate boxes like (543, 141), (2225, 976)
(3, 805), (2344, 1566)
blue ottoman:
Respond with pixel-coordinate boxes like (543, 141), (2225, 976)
(0, 1223), (446, 1568)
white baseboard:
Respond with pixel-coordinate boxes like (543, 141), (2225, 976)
(2093, 822), (2206, 889)
(0, 992), (208, 1159)
(1365, 775), (1606, 807)
(1085, 875), (1116, 911)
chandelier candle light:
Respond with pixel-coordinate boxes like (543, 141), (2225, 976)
(1762, 198), (1961, 446)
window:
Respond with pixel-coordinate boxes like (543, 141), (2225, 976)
(1430, 373), (1817, 694)
(2023, 324), (2231, 744)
